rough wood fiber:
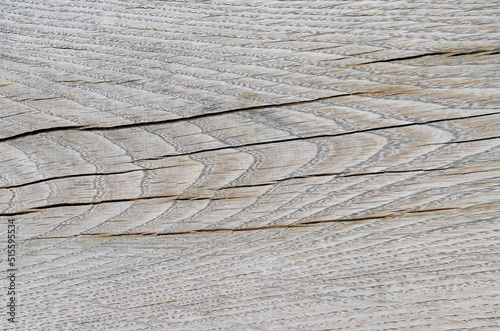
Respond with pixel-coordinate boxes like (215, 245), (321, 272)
(0, 0), (499, 330)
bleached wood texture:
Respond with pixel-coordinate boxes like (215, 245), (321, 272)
(1, 0), (499, 329)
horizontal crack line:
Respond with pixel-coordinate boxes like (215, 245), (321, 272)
(0, 165), (181, 190)
(351, 48), (499, 66)
(0, 195), (231, 217)
(0, 125), (83, 144)
(24, 207), (461, 241)
(25, 215), (395, 240)
(0, 92), (364, 143)
(0, 166), (454, 194)
(139, 111), (500, 161)
(351, 51), (448, 66)
(84, 92), (366, 131)
(422, 135), (500, 146)
(221, 167), (452, 189)
(1, 167), (467, 216)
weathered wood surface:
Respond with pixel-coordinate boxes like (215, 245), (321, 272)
(1, 0), (499, 329)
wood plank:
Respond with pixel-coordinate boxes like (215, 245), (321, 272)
(1, 0), (499, 329)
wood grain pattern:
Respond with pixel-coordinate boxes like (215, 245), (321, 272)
(1, 0), (499, 329)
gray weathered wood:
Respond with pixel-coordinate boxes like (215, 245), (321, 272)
(1, 0), (499, 329)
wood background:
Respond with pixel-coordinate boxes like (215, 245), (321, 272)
(1, 0), (499, 329)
